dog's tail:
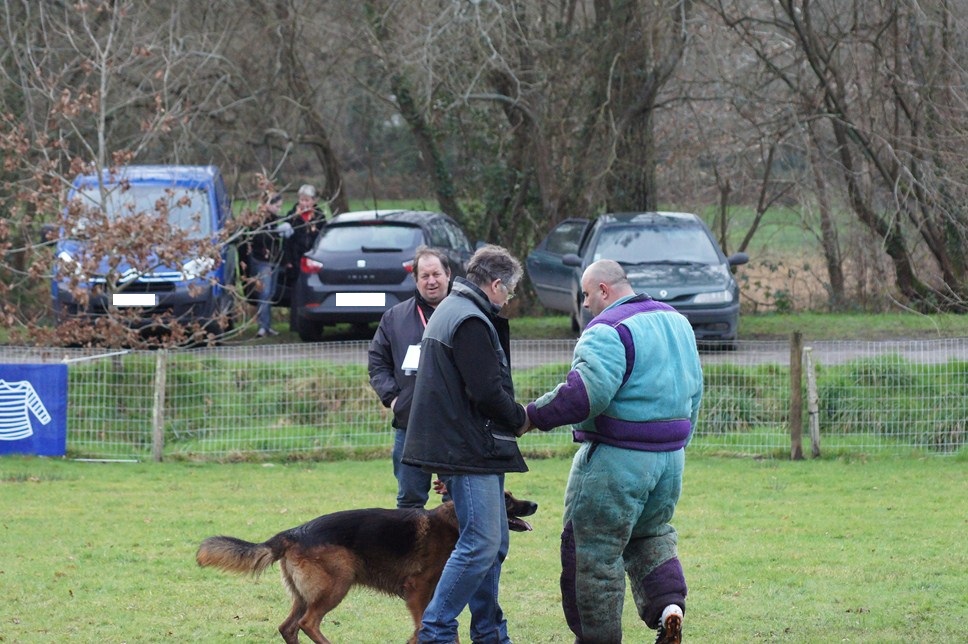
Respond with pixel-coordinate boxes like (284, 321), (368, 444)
(196, 534), (285, 577)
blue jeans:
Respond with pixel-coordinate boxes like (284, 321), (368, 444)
(419, 473), (511, 644)
(251, 259), (278, 331)
(392, 428), (432, 509)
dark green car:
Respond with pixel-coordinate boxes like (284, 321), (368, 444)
(526, 212), (749, 346)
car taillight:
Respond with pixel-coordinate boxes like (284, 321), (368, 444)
(403, 260), (414, 273)
(301, 257), (323, 274)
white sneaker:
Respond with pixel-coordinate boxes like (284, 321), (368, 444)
(655, 605), (683, 644)
(256, 327), (278, 337)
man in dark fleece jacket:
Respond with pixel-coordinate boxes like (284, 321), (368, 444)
(367, 246), (451, 508)
(403, 244), (529, 644)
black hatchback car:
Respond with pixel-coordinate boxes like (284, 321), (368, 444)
(290, 210), (474, 341)
(527, 211), (749, 345)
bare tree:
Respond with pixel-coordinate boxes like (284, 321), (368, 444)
(361, 0), (465, 220)
(342, 1), (694, 263)
(261, 0), (350, 214)
(8, 0), (966, 333)
(0, 1), (248, 346)
(709, 0), (968, 310)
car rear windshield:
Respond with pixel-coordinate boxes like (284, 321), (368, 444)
(595, 222), (721, 265)
(75, 185), (212, 239)
(316, 223), (423, 252)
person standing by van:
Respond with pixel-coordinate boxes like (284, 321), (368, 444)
(282, 184), (326, 286)
(248, 191), (290, 337)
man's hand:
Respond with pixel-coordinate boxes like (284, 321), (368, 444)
(515, 404), (533, 437)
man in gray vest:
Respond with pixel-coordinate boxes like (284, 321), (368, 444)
(403, 244), (529, 644)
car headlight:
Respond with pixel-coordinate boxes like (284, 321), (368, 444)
(693, 289), (733, 304)
(56, 250), (87, 278)
(182, 257), (215, 280)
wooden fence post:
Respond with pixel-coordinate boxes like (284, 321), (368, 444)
(790, 331), (804, 460)
(804, 347), (821, 458)
(151, 349), (168, 462)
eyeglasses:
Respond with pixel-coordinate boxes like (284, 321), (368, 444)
(499, 281), (515, 301)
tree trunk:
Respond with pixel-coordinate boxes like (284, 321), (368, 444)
(806, 124), (845, 309)
(270, 0), (349, 214)
(607, 108), (658, 211)
(362, 0), (463, 221)
(599, 0), (686, 213)
(389, 76), (464, 221)
(832, 121), (926, 303)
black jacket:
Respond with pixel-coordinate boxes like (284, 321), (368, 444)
(282, 205), (327, 272)
(402, 278), (528, 474)
(367, 294), (436, 430)
(246, 211), (285, 266)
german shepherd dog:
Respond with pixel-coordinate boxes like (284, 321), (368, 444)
(196, 491), (538, 644)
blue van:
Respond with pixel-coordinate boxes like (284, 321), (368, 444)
(49, 165), (238, 336)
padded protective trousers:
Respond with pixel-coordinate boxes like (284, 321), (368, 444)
(560, 442), (687, 643)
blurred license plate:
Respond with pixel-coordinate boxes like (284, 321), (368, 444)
(335, 293), (386, 307)
(113, 293), (157, 307)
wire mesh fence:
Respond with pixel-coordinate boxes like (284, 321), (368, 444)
(2, 337), (966, 461)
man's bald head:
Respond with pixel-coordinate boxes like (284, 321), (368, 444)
(580, 260), (635, 318)
(584, 260), (629, 288)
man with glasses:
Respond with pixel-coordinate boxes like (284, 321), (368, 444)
(521, 259), (703, 644)
(403, 244), (530, 644)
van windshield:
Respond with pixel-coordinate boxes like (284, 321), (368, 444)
(75, 185), (212, 239)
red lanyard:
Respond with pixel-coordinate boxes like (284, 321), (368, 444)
(417, 304), (428, 329)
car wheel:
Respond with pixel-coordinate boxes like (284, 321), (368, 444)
(289, 296), (298, 329)
(350, 322), (373, 337)
(296, 315), (323, 342)
(700, 338), (738, 352)
(288, 277), (303, 331)
(203, 294), (236, 339)
(53, 300), (75, 326)
(570, 294), (583, 334)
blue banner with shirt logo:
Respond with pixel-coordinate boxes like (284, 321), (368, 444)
(0, 364), (68, 456)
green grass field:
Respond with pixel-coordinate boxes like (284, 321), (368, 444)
(226, 310), (968, 346)
(1, 454), (965, 642)
(508, 311), (968, 341)
(4, 296), (968, 345)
